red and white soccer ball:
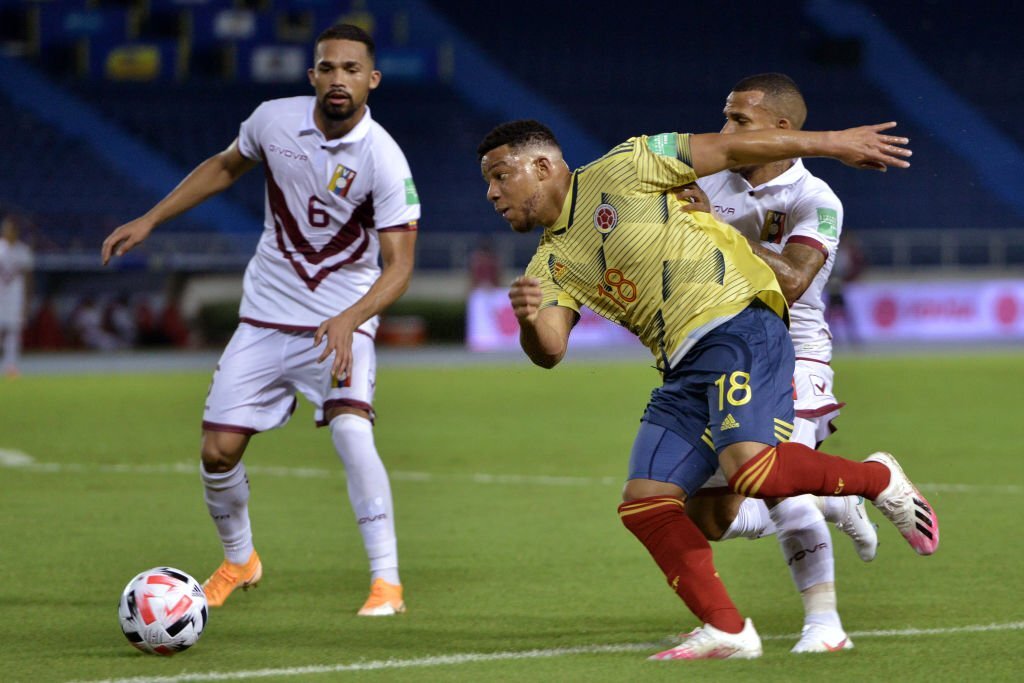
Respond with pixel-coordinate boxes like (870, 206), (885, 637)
(118, 567), (208, 656)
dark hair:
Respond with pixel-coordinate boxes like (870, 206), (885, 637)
(477, 120), (560, 159)
(730, 72), (807, 129)
(315, 23), (375, 59)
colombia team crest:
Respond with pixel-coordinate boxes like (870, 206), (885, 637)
(760, 210), (787, 243)
(327, 164), (358, 198)
(593, 202), (618, 234)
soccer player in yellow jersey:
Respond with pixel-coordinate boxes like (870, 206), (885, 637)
(478, 119), (939, 660)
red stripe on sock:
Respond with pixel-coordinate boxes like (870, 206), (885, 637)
(618, 496), (744, 633)
(728, 443), (889, 499)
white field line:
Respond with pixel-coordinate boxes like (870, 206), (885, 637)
(68, 621), (1024, 683)
(0, 449), (1020, 494)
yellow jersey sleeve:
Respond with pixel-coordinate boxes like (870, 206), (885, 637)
(525, 236), (581, 314)
(632, 133), (698, 194)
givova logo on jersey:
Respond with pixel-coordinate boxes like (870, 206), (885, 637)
(327, 164), (358, 198)
(760, 210), (787, 243)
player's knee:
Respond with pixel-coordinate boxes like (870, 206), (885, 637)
(325, 405), (372, 426)
(718, 441), (768, 480)
(685, 495), (733, 541)
(621, 478), (684, 503)
(200, 431), (247, 473)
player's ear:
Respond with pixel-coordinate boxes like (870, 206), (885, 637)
(534, 155), (554, 180)
(368, 69), (382, 90)
(307, 68), (316, 88)
(777, 118), (792, 130)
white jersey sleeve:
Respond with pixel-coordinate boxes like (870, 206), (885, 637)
(367, 130), (420, 231)
(237, 103), (272, 162)
(783, 188), (843, 262)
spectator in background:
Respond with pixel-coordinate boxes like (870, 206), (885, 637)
(24, 294), (67, 350)
(826, 234), (866, 347)
(468, 237), (502, 289)
(104, 294), (139, 348)
(0, 214), (34, 377)
(69, 296), (122, 351)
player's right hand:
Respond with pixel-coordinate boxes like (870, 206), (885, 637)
(508, 276), (543, 324)
(101, 218), (155, 265)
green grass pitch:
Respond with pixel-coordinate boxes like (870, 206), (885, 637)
(1, 351), (1022, 681)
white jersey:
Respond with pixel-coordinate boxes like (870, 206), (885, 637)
(236, 97), (420, 335)
(0, 239), (33, 327)
(698, 159), (842, 363)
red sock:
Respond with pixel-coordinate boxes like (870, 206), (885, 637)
(728, 443), (890, 499)
(618, 496), (744, 633)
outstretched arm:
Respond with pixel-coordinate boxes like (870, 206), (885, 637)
(101, 140), (257, 264)
(688, 123), (911, 178)
(509, 276), (576, 368)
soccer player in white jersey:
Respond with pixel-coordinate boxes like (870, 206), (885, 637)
(0, 214), (34, 378)
(101, 24), (419, 617)
(680, 73), (878, 653)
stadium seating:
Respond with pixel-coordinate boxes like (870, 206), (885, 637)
(0, 0), (1020, 271)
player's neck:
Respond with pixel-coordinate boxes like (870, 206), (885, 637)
(740, 159), (794, 188)
(540, 175), (573, 228)
(314, 105), (367, 141)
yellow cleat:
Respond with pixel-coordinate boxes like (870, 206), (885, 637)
(202, 551), (262, 607)
(357, 578), (405, 616)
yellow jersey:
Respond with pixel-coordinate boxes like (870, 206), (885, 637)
(525, 133), (788, 369)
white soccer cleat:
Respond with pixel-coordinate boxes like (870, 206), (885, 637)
(834, 496), (879, 562)
(865, 452), (939, 555)
(791, 623), (854, 653)
(649, 618), (762, 660)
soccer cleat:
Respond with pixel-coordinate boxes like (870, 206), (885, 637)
(865, 452), (939, 555)
(834, 496), (879, 562)
(202, 551), (262, 608)
(791, 623), (855, 653)
(666, 625), (703, 644)
(649, 618), (762, 660)
(357, 578), (405, 616)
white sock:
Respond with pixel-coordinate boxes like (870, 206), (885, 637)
(330, 414), (400, 585)
(818, 496), (848, 524)
(720, 498), (776, 540)
(801, 584), (843, 630)
(2, 326), (20, 370)
(770, 494), (835, 597)
(201, 461), (254, 564)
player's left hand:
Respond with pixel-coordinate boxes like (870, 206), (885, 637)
(673, 182), (712, 213)
(832, 122), (912, 171)
(314, 312), (358, 381)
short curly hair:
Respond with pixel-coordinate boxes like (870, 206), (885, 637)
(315, 23), (375, 59)
(477, 120), (560, 160)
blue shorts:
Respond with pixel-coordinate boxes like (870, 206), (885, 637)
(627, 302), (795, 496)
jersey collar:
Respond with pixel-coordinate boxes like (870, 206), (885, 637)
(739, 158), (808, 193)
(299, 100), (374, 148)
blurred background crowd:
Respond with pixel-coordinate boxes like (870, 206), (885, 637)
(0, 0), (1020, 366)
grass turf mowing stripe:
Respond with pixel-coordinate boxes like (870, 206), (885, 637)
(1, 450), (1020, 494)
(70, 621), (1024, 683)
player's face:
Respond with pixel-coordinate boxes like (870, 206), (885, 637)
(720, 90), (778, 134)
(308, 39), (381, 122)
(481, 145), (544, 233)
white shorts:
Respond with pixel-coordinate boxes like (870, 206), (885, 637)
(696, 359), (843, 491)
(791, 358), (843, 447)
(202, 323), (377, 434)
